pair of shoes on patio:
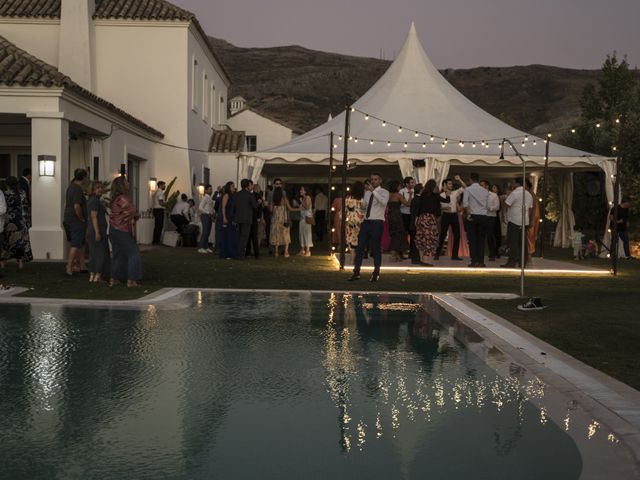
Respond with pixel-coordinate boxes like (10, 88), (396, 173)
(348, 272), (379, 282)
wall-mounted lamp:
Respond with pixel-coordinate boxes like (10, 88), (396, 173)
(38, 155), (56, 176)
(149, 177), (158, 192)
(197, 183), (205, 196)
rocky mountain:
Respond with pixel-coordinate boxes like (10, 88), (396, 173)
(209, 36), (602, 135)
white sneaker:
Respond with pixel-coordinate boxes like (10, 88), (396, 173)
(197, 248), (207, 253)
(206, 248), (214, 253)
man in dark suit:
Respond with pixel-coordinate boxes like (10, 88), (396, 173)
(234, 178), (258, 258)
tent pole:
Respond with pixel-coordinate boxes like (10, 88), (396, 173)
(339, 107), (351, 270)
(612, 115), (624, 276)
(328, 132), (334, 257)
(539, 134), (550, 258)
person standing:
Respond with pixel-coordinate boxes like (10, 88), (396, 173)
(234, 179), (258, 258)
(3, 176), (33, 270)
(610, 198), (632, 259)
(245, 183), (263, 259)
(399, 177), (414, 257)
(502, 177), (533, 268)
(109, 176), (142, 287)
(63, 168), (88, 276)
(297, 185), (314, 256)
(19, 168), (31, 228)
(313, 187), (328, 242)
(197, 184), (214, 253)
(462, 172), (490, 268)
(349, 173), (389, 283)
(269, 187), (295, 258)
(219, 181), (239, 259)
(526, 180), (541, 255)
(151, 180), (166, 245)
(387, 180), (408, 261)
(87, 181), (109, 283)
(414, 179), (441, 265)
(345, 181), (365, 260)
(408, 183), (423, 264)
(481, 180), (501, 261)
(435, 176), (466, 261)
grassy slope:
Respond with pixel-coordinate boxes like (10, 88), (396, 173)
(4, 244), (639, 389)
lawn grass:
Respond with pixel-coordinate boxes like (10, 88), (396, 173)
(2, 243), (639, 389)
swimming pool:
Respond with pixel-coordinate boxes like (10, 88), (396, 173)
(0, 292), (634, 479)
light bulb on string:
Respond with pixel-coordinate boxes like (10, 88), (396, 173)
(571, 128), (576, 134)
(485, 143), (490, 149)
(414, 131), (419, 137)
(354, 137), (358, 143)
(422, 143), (426, 148)
(365, 114), (369, 120)
(441, 142), (446, 148)
(403, 142), (408, 148)
(547, 133), (552, 138)
(382, 121), (386, 127)
(430, 135), (434, 141)
(387, 141), (391, 147)
(596, 123), (601, 128)
(612, 146), (617, 152)
(524, 136), (529, 141)
(481, 140), (486, 146)
(333, 144), (337, 149)
(398, 126), (403, 133)
(338, 135), (343, 141)
(472, 142), (476, 148)
(370, 139), (374, 145)
(444, 138), (448, 144)
(459, 141), (464, 148)
(616, 118), (620, 124)
(533, 140), (537, 146)
(521, 142), (525, 147)
(350, 107), (355, 112)
(348, 136), (353, 141)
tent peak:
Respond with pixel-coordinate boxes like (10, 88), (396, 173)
(408, 21), (417, 35)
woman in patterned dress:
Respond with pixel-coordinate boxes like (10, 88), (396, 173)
(269, 187), (297, 257)
(345, 181), (365, 258)
(415, 179), (441, 266)
(2, 176), (33, 269)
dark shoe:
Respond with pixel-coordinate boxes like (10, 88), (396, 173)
(348, 273), (360, 281)
(370, 272), (380, 283)
(419, 262), (433, 267)
(501, 263), (517, 268)
(468, 263), (476, 268)
(451, 257), (463, 261)
(477, 263), (487, 268)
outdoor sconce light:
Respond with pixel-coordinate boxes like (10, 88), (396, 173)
(38, 155), (56, 176)
(149, 177), (158, 192)
(197, 183), (205, 196)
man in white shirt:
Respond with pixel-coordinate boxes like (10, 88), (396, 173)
(197, 184), (215, 253)
(170, 193), (190, 232)
(313, 187), (328, 242)
(349, 172), (390, 282)
(152, 180), (166, 245)
(462, 172), (490, 267)
(399, 177), (415, 258)
(435, 175), (466, 261)
(502, 177), (533, 268)
(481, 180), (501, 261)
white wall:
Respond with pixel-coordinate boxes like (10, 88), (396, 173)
(226, 109), (293, 151)
(0, 20), (60, 66)
(209, 153), (239, 188)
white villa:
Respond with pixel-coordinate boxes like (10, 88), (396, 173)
(0, 0), (240, 260)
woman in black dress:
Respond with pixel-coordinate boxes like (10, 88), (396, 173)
(387, 180), (408, 261)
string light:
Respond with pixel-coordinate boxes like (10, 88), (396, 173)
(596, 123), (601, 128)
(338, 135), (343, 141)
(422, 143), (426, 148)
(414, 131), (419, 137)
(354, 137), (358, 143)
(441, 142), (446, 148)
(365, 114), (369, 120)
(398, 126), (403, 133)
(472, 142), (476, 148)
(403, 142), (408, 148)
(615, 118), (620, 124)
(430, 135), (435, 141)
(444, 138), (448, 144)
(387, 141), (391, 146)
(382, 121), (386, 127)
(370, 139), (374, 145)
(533, 140), (537, 146)
(571, 128), (576, 133)
(458, 141), (464, 147)
(524, 136), (529, 141)
(350, 107), (355, 112)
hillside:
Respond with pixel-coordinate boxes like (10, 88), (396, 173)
(209, 37), (602, 135)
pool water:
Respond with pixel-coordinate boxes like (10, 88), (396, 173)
(0, 292), (585, 479)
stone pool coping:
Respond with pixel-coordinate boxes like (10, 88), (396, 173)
(1, 286), (639, 473)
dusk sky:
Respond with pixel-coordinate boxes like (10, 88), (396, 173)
(174, 0), (640, 70)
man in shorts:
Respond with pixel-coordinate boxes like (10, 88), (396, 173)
(63, 168), (88, 276)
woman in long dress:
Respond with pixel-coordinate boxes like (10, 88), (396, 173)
(269, 187), (296, 257)
(447, 193), (470, 259)
(109, 176), (142, 287)
(2, 176), (33, 269)
(297, 185), (314, 256)
(219, 181), (238, 259)
(387, 180), (408, 261)
(345, 181), (365, 258)
(526, 180), (540, 255)
(415, 179), (441, 265)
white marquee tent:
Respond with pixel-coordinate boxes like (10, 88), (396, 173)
(242, 23), (616, 247)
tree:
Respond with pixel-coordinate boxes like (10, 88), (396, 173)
(566, 53), (640, 213)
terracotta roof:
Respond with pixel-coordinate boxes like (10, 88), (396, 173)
(209, 130), (245, 153)
(0, 35), (163, 137)
(0, 0), (231, 83)
(0, 0), (60, 18)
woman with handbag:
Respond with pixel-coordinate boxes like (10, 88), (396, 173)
(109, 176), (142, 287)
(269, 187), (295, 258)
(298, 185), (314, 256)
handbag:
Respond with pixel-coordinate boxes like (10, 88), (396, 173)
(305, 215), (316, 226)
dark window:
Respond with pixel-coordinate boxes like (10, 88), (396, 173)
(0, 153), (10, 179)
(127, 155), (141, 209)
(203, 167), (210, 185)
(246, 136), (257, 152)
(92, 156), (100, 181)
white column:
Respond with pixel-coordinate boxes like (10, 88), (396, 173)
(28, 113), (69, 260)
